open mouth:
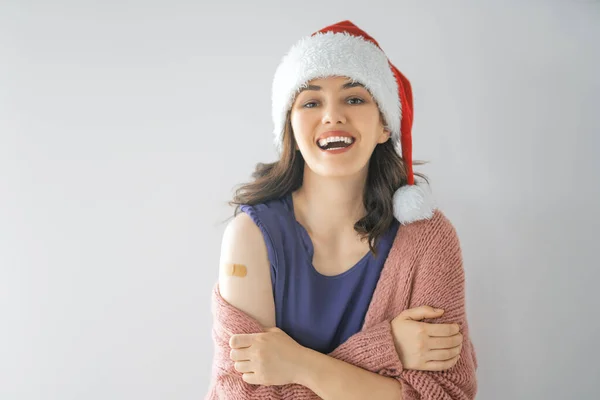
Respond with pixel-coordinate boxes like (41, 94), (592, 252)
(317, 136), (356, 151)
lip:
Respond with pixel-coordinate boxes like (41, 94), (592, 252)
(316, 130), (356, 143)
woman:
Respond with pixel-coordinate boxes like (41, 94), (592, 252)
(207, 20), (477, 399)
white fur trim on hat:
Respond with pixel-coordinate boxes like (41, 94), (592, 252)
(271, 31), (401, 154)
(393, 180), (436, 225)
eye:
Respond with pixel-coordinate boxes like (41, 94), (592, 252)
(302, 97), (365, 109)
(347, 97), (365, 105)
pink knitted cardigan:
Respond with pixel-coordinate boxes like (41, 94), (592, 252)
(206, 210), (478, 399)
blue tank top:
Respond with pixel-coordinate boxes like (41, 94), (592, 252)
(240, 192), (399, 354)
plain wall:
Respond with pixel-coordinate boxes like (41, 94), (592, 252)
(1, 0), (599, 399)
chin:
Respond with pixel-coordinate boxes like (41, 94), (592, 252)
(310, 161), (367, 179)
(300, 147), (371, 177)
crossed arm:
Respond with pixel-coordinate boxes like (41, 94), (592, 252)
(209, 211), (477, 399)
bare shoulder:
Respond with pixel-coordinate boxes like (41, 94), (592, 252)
(220, 212), (268, 262)
(218, 211), (275, 328)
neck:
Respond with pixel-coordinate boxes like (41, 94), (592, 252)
(292, 166), (368, 240)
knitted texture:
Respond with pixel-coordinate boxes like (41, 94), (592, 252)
(205, 210), (478, 399)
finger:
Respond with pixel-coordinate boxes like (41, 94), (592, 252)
(423, 353), (461, 371)
(234, 361), (253, 374)
(428, 332), (463, 350)
(242, 372), (258, 385)
(426, 343), (462, 361)
(425, 322), (460, 337)
(400, 306), (445, 321)
(230, 348), (251, 361)
(229, 334), (254, 349)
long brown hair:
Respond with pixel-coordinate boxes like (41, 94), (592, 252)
(226, 109), (428, 257)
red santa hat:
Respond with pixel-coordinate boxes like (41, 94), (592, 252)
(271, 20), (435, 224)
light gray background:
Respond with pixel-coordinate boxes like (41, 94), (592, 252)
(1, 1), (599, 399)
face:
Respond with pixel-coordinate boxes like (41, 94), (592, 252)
(289, 75), (390, 178)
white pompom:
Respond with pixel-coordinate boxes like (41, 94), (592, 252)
(392, 181), (436, 225)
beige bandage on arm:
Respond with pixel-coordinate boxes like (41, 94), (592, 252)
(222, 263), (247, 277)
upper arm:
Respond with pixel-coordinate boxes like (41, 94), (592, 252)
(218, 212), (276, 328)
(412, 214), (466, 322)
(407, 212), (478, 387)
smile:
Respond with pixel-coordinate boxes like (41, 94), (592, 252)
(317, 136), (356, 154)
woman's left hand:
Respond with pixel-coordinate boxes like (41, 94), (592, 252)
(229, 327), (308, 386)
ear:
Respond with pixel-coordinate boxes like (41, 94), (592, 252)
(378, 128), (391, 144)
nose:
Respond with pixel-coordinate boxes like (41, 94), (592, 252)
(321, 102), (347, 126)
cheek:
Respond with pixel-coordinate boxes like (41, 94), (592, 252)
(356, 111), (385, 141)
(290, 113), (314, 144)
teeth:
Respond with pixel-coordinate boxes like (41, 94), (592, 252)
(318, 136), (354, 147)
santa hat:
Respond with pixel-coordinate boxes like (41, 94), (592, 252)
(271, 20), (435, 225)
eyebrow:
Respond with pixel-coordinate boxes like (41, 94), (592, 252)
(297, 80), (366, 94)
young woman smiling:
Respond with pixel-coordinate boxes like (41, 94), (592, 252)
(206, 20), (478, 400)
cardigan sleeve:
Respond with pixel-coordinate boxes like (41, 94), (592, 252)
(392, 214), (479, 400)
(327, 319), (404, 375)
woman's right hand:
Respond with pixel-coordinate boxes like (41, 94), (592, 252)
(390, 306), (463, 371)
